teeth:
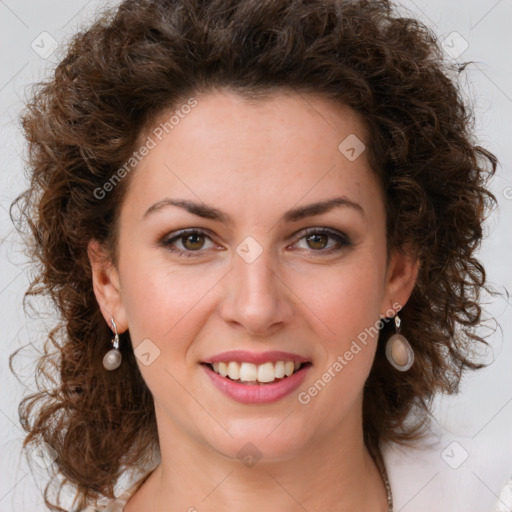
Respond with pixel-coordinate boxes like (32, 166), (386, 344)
(274, 361), (285, 378)
(257, 362), (275, 383)
(227, 361), (240, 380)
(239, 362), (257, 382)
(209, 360), (304, 383)
(218, 362), (228, 377)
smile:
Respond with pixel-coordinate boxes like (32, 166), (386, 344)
(206, 360), (305, 384)
(200, 350), (312, 404)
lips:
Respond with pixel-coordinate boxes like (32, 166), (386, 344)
(201, 350), (312, 404)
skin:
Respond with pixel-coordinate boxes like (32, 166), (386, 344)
(89, 89), (419, 511)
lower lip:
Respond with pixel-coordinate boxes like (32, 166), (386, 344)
(201, 364), (311, 404)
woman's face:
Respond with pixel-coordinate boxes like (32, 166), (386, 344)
(91, 90), (417, 461)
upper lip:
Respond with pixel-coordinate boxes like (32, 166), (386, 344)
(203, 350), (310, 365)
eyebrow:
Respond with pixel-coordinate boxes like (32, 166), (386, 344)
(143, 196), (365, 223)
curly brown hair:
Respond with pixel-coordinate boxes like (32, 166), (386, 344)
(10, 0), (497, 510)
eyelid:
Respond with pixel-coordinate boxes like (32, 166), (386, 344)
(292, 226), (351, 243)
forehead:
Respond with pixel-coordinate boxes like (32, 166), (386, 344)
(123, 90), (381, 224)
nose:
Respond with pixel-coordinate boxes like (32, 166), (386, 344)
(219, 246), (294, 337)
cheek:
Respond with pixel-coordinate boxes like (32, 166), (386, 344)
(118, 253), (225, 347)
(117, 260), (222, 401)
(294, 253), (386, 400)
(298, 257), (385, 342)
(293, 263), (384, 425)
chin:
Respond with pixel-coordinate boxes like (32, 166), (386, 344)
(203, 417), (310, 464)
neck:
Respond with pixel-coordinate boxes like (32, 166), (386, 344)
(125, 404), (388, 512)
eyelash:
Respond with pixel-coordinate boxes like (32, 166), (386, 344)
(159, 227), (352, 258)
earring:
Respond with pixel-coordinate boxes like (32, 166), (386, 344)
(385, 313), (414, 371)
(102, 316), (122, 371)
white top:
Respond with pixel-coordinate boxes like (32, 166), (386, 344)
(80, 424), (512, 511)
(382, 425), (512, 511)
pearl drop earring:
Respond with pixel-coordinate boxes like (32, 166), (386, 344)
(102, 316), (122, 371)
(385, 313), (414, 371)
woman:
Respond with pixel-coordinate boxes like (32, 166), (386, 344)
(10, 0), (505, 510)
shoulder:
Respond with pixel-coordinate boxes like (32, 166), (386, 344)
(77, 489), (136, 512)
(75, 466), (158, 512)
(79, 489), (132, 512)
(81, 490), (135, 512)
(382, 421), (512, 512)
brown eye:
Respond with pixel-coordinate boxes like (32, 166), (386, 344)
(291, 227), (352, 255)
(306, 233), (329, 250)
(161, 229), (218, 256)
(182, 233), (205, 250)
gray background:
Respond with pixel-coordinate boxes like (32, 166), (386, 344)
(1, 0), (511, 510)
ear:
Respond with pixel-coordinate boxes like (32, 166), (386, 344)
(88, 239), (128, 332)
(381, 245), (420, 317)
